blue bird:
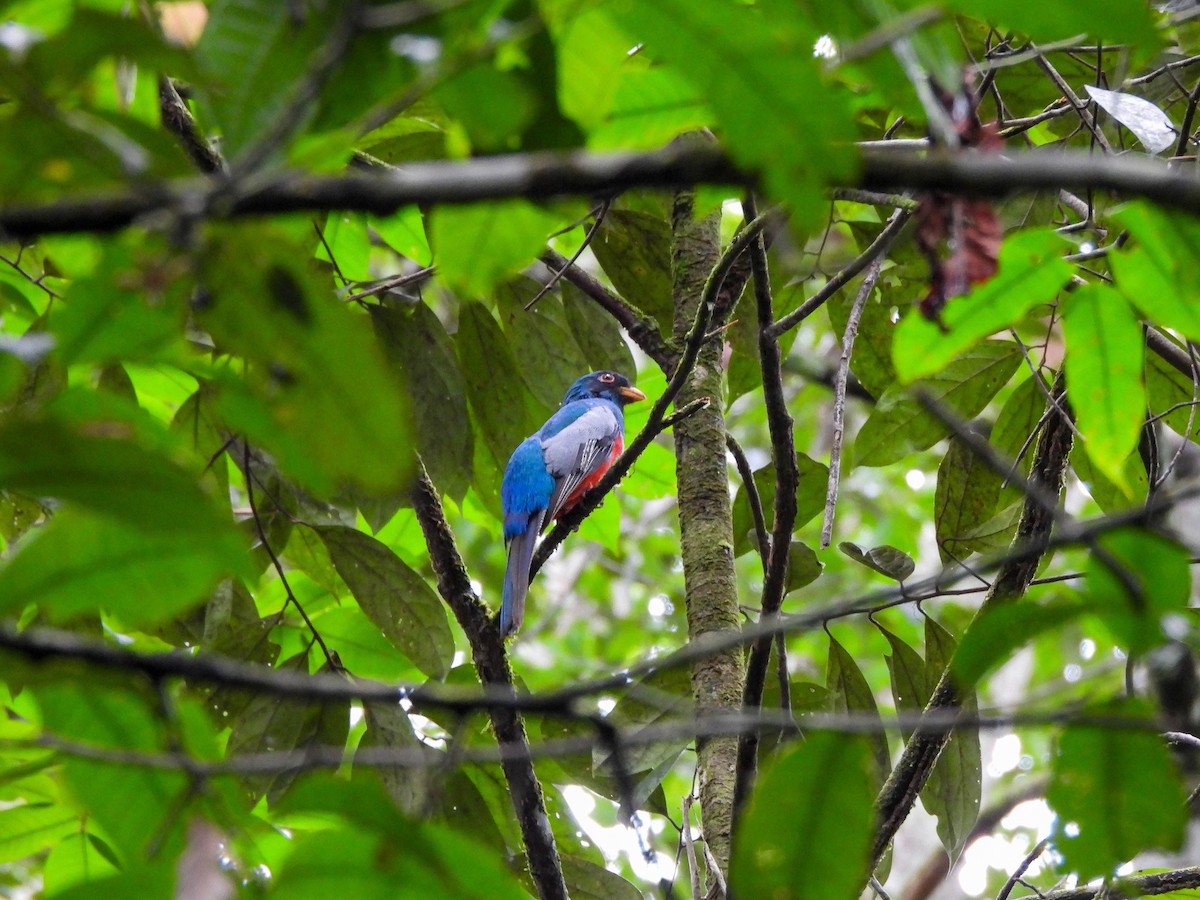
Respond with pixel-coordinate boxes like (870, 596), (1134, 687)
(499, 371), (647, 637)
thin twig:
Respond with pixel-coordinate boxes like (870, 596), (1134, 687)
(726, 434), (769, 566)
(682, 795), (703, 900)
(243, 444), (339, 670)
(525, 200), (610, 310)
(822, 256), (883, 548)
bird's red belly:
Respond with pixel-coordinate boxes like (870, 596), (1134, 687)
(557, 435), (623, 518)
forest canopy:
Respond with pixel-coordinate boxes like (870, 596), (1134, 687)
(1, 1), (1200, 899)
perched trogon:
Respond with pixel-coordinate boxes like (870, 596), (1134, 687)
(499, 370), (646, 637)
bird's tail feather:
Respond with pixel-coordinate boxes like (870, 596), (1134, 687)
(500, 511), (544, 638)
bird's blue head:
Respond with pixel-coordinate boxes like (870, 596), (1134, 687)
(562, 371), (647, 407)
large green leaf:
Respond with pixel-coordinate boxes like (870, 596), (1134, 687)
(920, 617), (981, 862)
(1113, 204), (1200, 340)
(496, 278), (595, 412)
(610, 0), (855, 228)
(892, 229), (1070, 382)
(561, 282), (637, 376)
(358, 700), (436, 816)
(1061, 283), (1145, 490)
(41, 832), (120, 895)
(430, 201), (561, 299)
(1048, 700), (1186, 880)
(201, 225), (411, 494)
(560, 855), (643, 900)
(195, 0), (339, 157)
(954, 600), (1088, 687)
(0, 418), (231, 536)
(593, 665), (692, 776)
(318, 525), (454, 680)
(855, 341), (1023, 467)
(226, 653), (350, 805)
(826, 635), (890, 782)
(456, 300), (546, 471)
(730, 733), (874, 900)
(34, 684), (186, 863)
(371, 301), (472, 502)
(934, 433), (1002, 563)
(589, 208), (675, 333)
(1085, 527), (1191, 655)
(0, 507), (248, 628)
(0, 802), (78, 865)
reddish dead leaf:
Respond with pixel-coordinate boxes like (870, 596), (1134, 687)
(916, 76), (1004, 326)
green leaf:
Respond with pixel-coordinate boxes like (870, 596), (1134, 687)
(1085, 527), (1190, 655)
(880, 625), (928, 739)
(1145, 339), (1200, 441)
(838, 542), (915, 582)
(589, 208), (675, 333)
(990, 374), (1045, 470)
(456, 301), (544, 469)
(560, 855), (643, 900)
(195, 0), (338, 157)
(1113, 205), (1200, 342)
(371, 301), (472, 502)
(496, 278), (594, 412)
(827, 274), (896, 399)
(1048, 700), (1186, 880)
(432, 62), (536, 152)
(0, 418), (232, 537)
(1070, 437), (1148, 513)
(934, 433), (1002, 564)
(594, 665), (692, 776)
(921, 617), (981, 861)
(51, 246), (183, 366)
(359, 700), (436, 816)
(855, 340), (1023, 467)
(731, 454), (829, 557)
(826, 635), (890, 781)
(609, 0), (855, 229)
(562, 282), (637, 377)
(0, 802), (78, 865)
(227, 654), (350, 806)
(35, 684), (186, 862)
(892, 229), (1070, 382)
(731, 733), (874, 900)
(954, 600), (1088, 686)
(201, 225), (411, 494)
(1061, 283), (1145, 490)
(785, 542), (824, 594)
(430, 200), (560, 299)
(318, 525), (454, 680)
(950, 0), (1159, 47)
(0, 507), (248, 628)
(42, 832), (120, 895)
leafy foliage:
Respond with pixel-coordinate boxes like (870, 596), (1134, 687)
(0, 0), (1197, 898)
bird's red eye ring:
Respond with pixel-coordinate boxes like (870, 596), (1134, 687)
(599, 373), (615, 383)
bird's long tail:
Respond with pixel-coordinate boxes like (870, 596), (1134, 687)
(500, 510), (544, 638)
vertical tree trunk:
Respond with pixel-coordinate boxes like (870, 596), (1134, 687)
(671, 188), (746, 891)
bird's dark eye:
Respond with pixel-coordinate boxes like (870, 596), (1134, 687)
(599, 373), (615, 383)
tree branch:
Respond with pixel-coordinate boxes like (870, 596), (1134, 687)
(409, 463), (568, 900)
(13, 145), (1200, 240)
(731, 194), (799, 822)
(869, 372), (1074, 872)
(1037, 866), (1200, 899)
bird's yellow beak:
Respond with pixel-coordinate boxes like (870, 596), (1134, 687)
(619, 386), (647, 403)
